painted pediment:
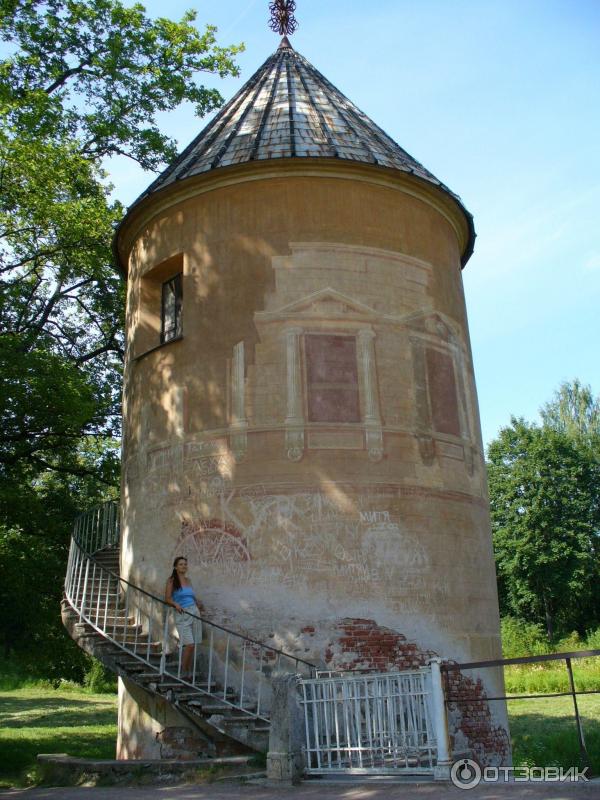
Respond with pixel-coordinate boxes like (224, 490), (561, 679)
(255, 287), (380, 323)
(405, 310), (460, 344)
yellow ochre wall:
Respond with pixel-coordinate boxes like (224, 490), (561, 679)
(116, 160), (508, 763)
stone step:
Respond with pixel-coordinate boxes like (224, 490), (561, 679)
(182, 688), (238, 700)
(115, 659), (161, 672)
(136, 674), (234, 699)
(93, 637), (162, 651)
(82, 630), (149, 644)
(116, 656), (167, 668)
(173, 686), (219, 698)
(187, 700), (240, 713)
(134, 672), (178, 681)
(82, 620), (142, 631)
(81, 614), (135, 633)
(217, 712), (261, 723)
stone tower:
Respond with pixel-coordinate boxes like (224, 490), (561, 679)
(115, 38), (509, 764)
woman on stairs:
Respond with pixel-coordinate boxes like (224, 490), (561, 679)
(165, 557), (203, 682)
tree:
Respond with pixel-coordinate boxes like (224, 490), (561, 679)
(0, 0), (242, 675)
(0, 435), (120, 675)
(540, 380), (600, 444)
(1, 0), (242, 477)
(488, 417), (600, 640)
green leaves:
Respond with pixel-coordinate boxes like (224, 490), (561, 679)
(0, 0), (242, 478)
(1, 0), (243, 168)
(0, 0), (241, 675)
(488, 383), (600, 641)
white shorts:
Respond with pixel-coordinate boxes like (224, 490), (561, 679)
(174, 609), (202, 646)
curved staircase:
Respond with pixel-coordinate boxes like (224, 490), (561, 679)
(62, 503), (315, 756)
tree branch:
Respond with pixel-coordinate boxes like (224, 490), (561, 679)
(30, 455), (119, 487)
(75, 334), (122, 365)
(44, 60), (92, 94)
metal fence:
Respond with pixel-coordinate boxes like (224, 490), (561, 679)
(65, 503), (316, 721)
(441, 649), (600, 773)
(300, 668), (439, 774)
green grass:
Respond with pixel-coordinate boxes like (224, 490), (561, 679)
(1, 671), (598, 787)
(0, 685), (117, 788)
(508, 695), (600, 773)
(504, 660), (600, 695)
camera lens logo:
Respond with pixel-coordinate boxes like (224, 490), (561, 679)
(450, 758), (482, 789)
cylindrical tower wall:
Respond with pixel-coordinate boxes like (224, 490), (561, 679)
(118, 162), (508, 763)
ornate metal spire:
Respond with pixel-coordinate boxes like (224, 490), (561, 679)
(268, 0), (298, 36)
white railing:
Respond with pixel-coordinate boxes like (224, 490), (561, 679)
(72, 501), (120, 554)
(65, 503), (315, 722)
(300, 669), (438, 774)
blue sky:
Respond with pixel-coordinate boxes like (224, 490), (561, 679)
(109, 0), (600, 448)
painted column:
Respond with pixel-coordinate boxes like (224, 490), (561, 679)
(357, 328), (383, 461)
(284, 326), (304, 461)
(230, 340), (248, 461)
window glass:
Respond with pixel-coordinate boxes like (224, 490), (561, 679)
(161, 274), (182, 343)
(305, 334), (360, 422)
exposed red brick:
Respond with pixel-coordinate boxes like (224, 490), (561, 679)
(329, 618), (509, 766)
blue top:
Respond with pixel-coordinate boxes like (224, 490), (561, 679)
(172, 584), (196, 608)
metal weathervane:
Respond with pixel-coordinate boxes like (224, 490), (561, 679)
(268, 0), (298, 36)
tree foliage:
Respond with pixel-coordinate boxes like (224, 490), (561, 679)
(488, 382), (600, 641)
(540, 379), (600, 445)
(1, 0), (242, 167)
(0, 0), (241, 675)
(1, 1), (242, 473)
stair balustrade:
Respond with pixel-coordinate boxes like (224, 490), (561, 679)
(64, 502), (316, 727)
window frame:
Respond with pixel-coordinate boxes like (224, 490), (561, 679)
(160, 272), (183, 345)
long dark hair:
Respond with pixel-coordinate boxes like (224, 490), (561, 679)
(170, 556), (187, 591)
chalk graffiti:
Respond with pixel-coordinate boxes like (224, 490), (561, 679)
(191, 454), (234, 479)
(359, 510), (390, 524)
(137, 440), (436, 588)
(176, 519), (251, 570)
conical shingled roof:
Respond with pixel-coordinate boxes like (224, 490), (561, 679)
(129, 39), (474, 264)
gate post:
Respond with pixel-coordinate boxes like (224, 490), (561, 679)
(267, 673), (305, 784)
(428, 658), (452, 780)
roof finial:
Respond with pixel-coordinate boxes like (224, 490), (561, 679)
(268, 0), (298, 36)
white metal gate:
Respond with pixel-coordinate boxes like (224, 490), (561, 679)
(300, 668), (437, 774)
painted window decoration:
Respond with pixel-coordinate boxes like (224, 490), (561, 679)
(425, 347), (461, 436)
(161, 273), (183, 343)
(305, 334), (360, 423)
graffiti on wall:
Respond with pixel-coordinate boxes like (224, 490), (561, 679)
(168, 453), (431, 590)
(138, 438), (482, 594)
(176, 519), (251, 568)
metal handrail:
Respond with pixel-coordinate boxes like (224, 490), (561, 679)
(442, 649), (600, 670)
(65, 502), (316, 723)
(76, 548), (316, 669)
(441, 649), (600, 773)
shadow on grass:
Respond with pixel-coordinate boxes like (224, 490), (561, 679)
(0, 691), (117, 787)
(1, 731), (116, 774)
(508, 704), (600, 773)
(0, 695), (116, 729)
